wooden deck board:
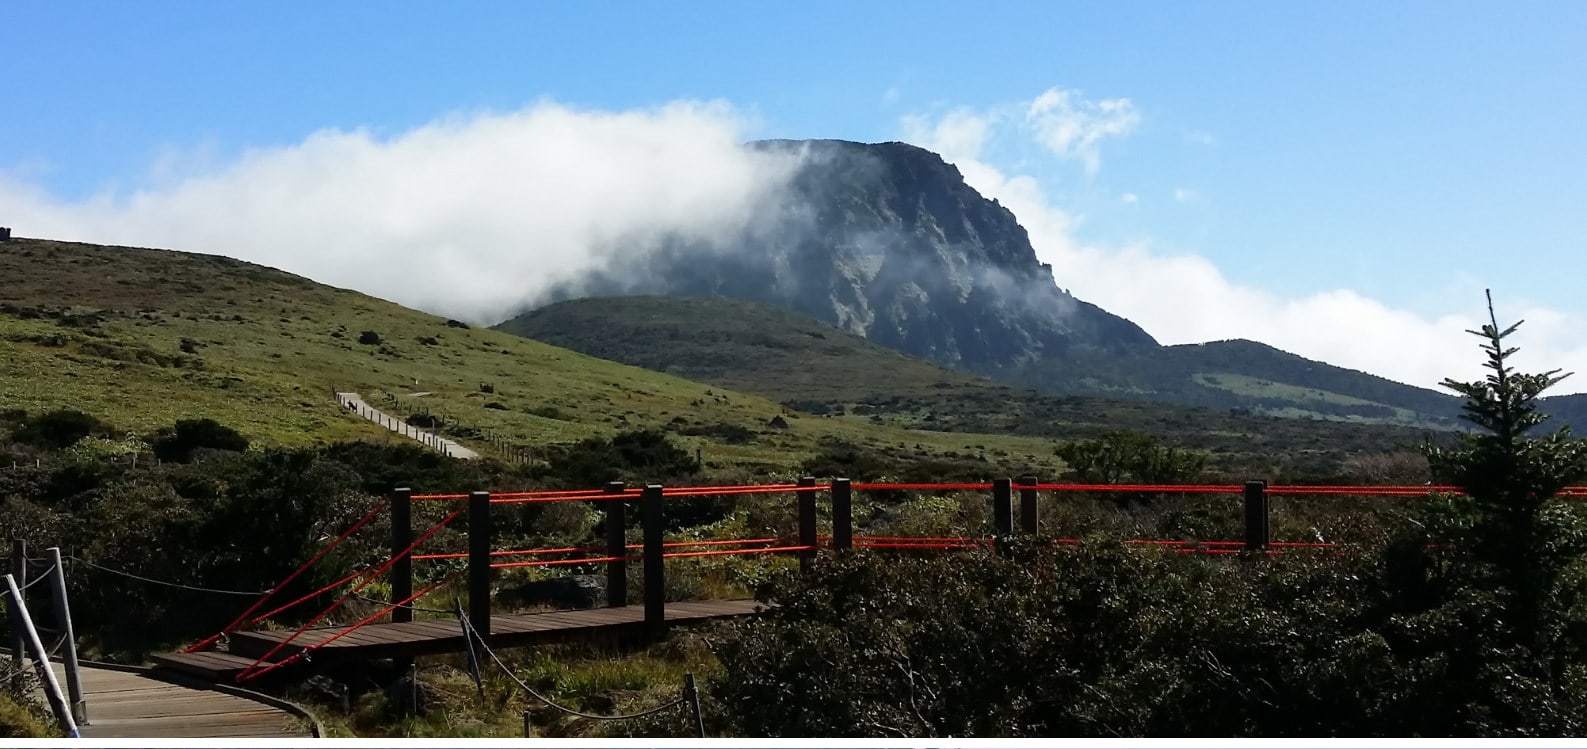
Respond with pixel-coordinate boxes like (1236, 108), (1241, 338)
(40, 662), (314, 739)
(162, 600), (765, 682)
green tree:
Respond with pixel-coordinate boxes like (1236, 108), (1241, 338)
(1420, 292), (1587, 649)
(1055, 431), (1206, 506)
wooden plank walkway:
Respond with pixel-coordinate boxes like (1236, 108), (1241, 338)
(43, 660), (317, 738)
(155, 599), (766, 681)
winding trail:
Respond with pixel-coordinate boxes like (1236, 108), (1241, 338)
(336, 391), (479, 460)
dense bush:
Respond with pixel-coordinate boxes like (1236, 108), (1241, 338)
(703, 297), (1587, 737)
(9, 409), (111, 449)
(150, 418), (250, 462)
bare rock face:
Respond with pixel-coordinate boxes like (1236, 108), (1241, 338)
(542, 139), (1158, 375)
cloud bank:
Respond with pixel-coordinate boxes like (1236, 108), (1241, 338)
(2, 100), (802, 323)
(6, 92), (1584, 396)
(902, 90), (1587, 395)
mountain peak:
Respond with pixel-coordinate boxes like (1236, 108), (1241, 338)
(544, 138), (1157, 371)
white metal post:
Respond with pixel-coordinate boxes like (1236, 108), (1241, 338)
(45, 548), (85, 723)
(3, 573), (78, 737)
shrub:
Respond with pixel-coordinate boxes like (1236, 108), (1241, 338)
(151, 418), (251, 463)
(11, 409), (110, 449)
(358, 330), (381, 345)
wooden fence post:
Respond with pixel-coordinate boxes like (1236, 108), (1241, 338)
(1243, 480), (1270, 552)
(45, 547), (85, 724)
(604, 481), (628, 608)
(8, 538), (25, 693)
(992, 479), (1013, 537)
(1017, 475), (1039, 536)
(468, 491), (492, 645)
(797, 476), (817, 573)
(832, 478), (853, 551)
(391, 488), (413, 625)
(642, 484), (666, 640)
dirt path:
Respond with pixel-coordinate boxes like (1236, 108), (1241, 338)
(336, 392), (480, 460)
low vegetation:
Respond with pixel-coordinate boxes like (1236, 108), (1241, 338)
(5, 237), (1584, 737)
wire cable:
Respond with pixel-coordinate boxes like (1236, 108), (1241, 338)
(66, 556), (270, 596)
(458, 611), (685, 722)
(17, 564), (55, 591)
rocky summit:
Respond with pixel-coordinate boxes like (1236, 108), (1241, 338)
(542, 139), (1157, 374)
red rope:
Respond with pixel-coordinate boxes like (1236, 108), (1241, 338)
(245, 566), (373, 626)
(489, 488), (618, 499)
(1033, 483), (1244, 493)
(414, 546), (599, 561)
(411, 493), (470, 501)
(491, 555), (637, 570)
(234, 507), (464, 681)
(237, 571), (462, 682)
(184, 498), (390, 653)
(491, 492), (642, 505)
(663, 485), (826, 497)
(851, 482), (992, 491)
(663, 544), (817, 560)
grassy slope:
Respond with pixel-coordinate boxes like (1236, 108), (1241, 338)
(1015, 339), (1463, 429)
(0, 238), (1067, 475)
(497, 296), (1439, 476)
(494, 295), (992, 403)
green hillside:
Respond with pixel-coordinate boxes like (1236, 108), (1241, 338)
(1009, 339), (1465, 429)
(498, 295), (1441, 476)
(0, 237), (1073, 476)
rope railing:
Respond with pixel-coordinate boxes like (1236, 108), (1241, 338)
(233, 506), (466, 680)
(186, 497), (392, 653)
(457, 610), (690, 724)
(238, 571), (464, 682)
(177, 476), (1587, 680)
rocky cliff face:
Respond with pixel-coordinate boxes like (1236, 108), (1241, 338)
(542, 139), (1158, 373)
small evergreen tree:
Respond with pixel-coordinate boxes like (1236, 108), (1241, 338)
(1422, 291), (1587, 649)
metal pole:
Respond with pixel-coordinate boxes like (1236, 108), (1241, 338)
(3, 574), (78, 737)
(8, 538), (25, 693)
(683, 672), (706, 738)
(45, 548), (85, 724)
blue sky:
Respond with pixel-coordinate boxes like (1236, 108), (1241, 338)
(4, 2), (1585, 391)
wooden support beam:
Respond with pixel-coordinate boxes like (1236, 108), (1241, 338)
(1243, 480), (1270, 552)
(390, 488), (413, 625)
(468, 491), (492, 645)
(831, 478), (853, 551)
(642, 484), (665, 640)
(797, 476), (818, 573)
(604, 481), (628, 608)
(1017, 475), (1039, 535)
(992, 478), (1013, 537)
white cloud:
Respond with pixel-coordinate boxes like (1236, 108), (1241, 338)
(1023, 88), (1140, 175)
(1121, 192), (1139, 205)
(1173, 187), (1199, 204)
(903, 100), (1587, 395)
(1, 100), (804, 324)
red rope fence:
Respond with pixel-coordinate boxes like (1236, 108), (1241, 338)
(186, 477), (1587, 681)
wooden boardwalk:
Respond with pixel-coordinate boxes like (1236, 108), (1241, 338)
(43, 660), (317, 738)
(155, 599), (765, 681)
